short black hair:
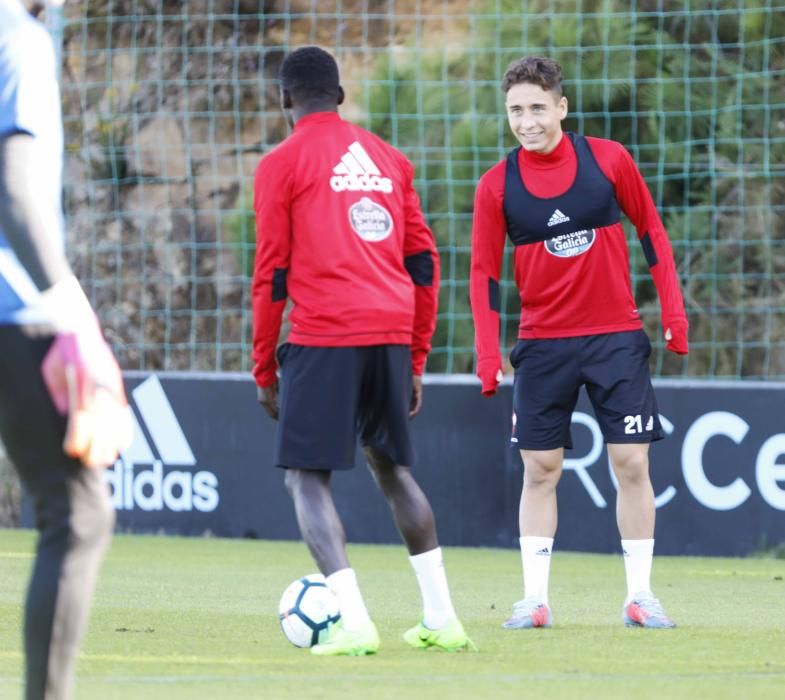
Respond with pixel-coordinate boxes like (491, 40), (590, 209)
(501, 56), (563, 95)
(279, 46), (341, 102)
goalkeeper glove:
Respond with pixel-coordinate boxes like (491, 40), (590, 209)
(40, 276), (133, 468)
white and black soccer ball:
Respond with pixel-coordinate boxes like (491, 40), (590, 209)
(278, 574), (341, 648)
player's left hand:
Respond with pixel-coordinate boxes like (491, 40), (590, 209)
(409, 374), (423, 417)
(258, 382), (279, 420)
(664, 317), (689, 355)
(476, 356), (503, 396)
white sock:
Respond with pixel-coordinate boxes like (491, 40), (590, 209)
(325, 568), (371, 631)
(409, 547), (457, 629)
(520, 536), (553, 605)
(621, 538), (655, 603)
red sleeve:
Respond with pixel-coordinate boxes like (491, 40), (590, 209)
(251, 151), (293, 387)
(469, 167), (506, 395)
(592, 139), (689, 354)
(401, 159), (439, 376)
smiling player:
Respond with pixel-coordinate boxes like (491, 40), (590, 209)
(470, 56), (688, 630)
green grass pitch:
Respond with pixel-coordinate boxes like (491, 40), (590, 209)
(0, 529), (783, 699)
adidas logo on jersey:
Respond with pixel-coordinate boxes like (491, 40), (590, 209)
(547, 209), (570, 227)
(330, 141), (393, 194)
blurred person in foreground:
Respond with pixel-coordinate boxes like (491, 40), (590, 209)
(0, 1), (132, 697)
(252, 46), (473, 656)
(470, 56), (688, 630)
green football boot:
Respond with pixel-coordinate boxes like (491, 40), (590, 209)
(311, 620), (380, 656)
(403, 617), (476, 652)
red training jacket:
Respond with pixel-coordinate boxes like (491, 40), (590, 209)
(470, 133), (688, 394)
(252, 112), (440, 388)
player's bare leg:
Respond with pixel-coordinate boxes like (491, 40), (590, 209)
(608, 442), (675, 628)
(519, 448), (562, 537)
(285, 467), (379, 650)
(608, 442), (654, 539)
(364, 447), (437, 555)
(283, 468), (348, 575)
(503, 448), (563, 629)
(365, 447), (473, 650)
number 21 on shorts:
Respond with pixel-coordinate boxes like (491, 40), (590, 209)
(624, 414), (649, 434)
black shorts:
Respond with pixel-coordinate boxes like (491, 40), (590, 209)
(510, 330), (663, 450)
(275, 343), (415, 471)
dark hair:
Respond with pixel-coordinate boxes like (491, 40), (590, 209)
(501, 56), (563, 95)
(279, 46), (341, 102)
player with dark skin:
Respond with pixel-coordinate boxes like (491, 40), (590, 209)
(253, 46), (471, 655)
(257, 82), (434, 580)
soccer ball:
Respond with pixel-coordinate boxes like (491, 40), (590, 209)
(278, 574), (341, 648)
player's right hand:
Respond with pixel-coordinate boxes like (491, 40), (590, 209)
(477, 357), (503, 397)
(41, 331), (133, 469)
(257, 382), (279, 420)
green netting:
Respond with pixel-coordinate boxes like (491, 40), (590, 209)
(55, 0), (785, 378)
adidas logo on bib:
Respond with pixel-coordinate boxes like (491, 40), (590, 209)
(330, 141), (393, 194)
(547, 209), (570, 227)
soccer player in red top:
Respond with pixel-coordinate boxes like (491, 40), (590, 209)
(470, 57), (688, 630)
(252, 46), (472, 655)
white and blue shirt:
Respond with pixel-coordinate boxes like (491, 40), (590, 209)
(0, 0), (64, 325)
